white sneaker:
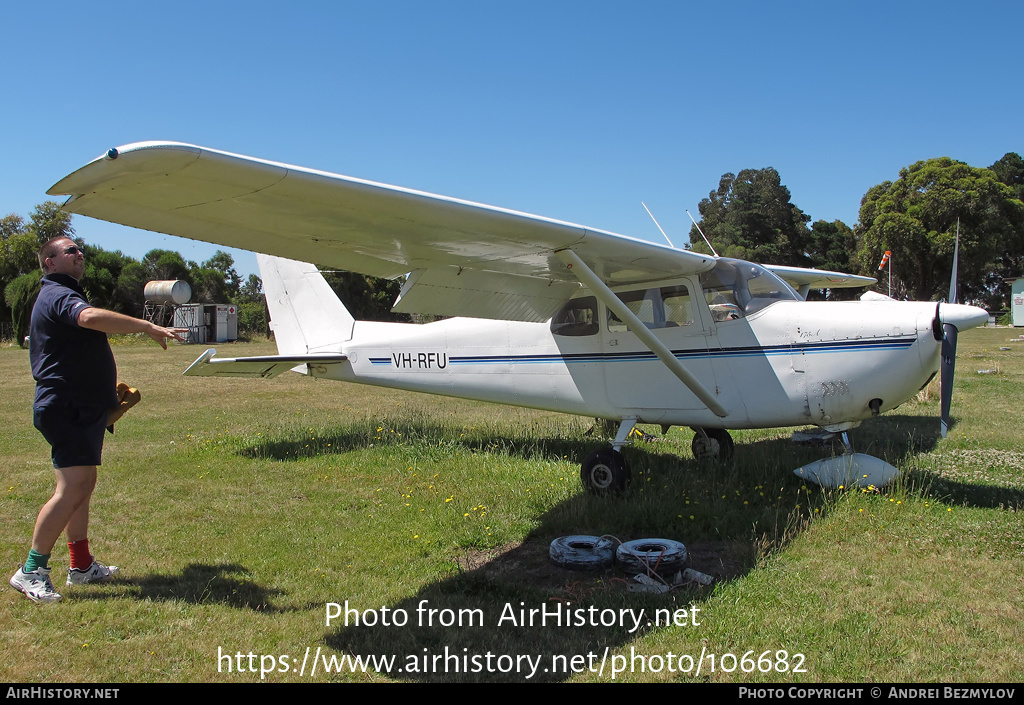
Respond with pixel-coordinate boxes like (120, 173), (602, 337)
(67, 561), (119, 586)
(10, 566), (63, 603)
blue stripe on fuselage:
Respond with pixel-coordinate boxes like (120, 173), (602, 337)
(366, 337), (917, 367)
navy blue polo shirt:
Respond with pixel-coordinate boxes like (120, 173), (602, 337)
(30, 273), (118, 410)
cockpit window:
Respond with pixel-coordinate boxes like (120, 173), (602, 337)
(700, 258), (799, 321)
(551, 296), (598, 336)
(607, 285), (694, 332)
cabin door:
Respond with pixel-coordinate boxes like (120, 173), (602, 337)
(601, 282), (713, 417)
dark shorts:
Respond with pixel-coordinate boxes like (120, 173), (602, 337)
(33, 404), (107, 469)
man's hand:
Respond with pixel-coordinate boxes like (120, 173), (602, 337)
(78, 307), (187, 348)
(145, 324), (187, 349)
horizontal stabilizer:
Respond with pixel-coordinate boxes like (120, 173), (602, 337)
(183, 348), (348, 378)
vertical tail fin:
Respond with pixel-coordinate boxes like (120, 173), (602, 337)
(257, 254), (355, 355)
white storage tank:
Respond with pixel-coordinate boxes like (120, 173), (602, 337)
(144, 280), (192, 305)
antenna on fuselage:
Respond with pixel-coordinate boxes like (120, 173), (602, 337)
(641, 202), (677, 249)
(686, 209), (719, 258)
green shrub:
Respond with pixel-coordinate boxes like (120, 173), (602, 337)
(236, 300), (269, 338)
(3, 270), (42, 347)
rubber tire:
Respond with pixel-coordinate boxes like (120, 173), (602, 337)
(549, 535), (615, 571)
(691, 428), (734, 462)
(580, 448), (631, 494)
(615, 538), (689, 576)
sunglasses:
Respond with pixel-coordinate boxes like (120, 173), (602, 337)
(47, 246), (83, 259)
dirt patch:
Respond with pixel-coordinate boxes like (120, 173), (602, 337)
(455, 537), (753, 595)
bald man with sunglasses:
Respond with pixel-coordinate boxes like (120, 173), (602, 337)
(10, 236), (184, 603)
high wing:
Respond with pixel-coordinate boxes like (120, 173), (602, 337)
(49, 142), (717, 322)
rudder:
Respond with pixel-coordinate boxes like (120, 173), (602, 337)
(257, 254), (355, 355)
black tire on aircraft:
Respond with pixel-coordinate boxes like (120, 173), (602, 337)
(580, 448), (630, 493)
(691, 428), (734, 462)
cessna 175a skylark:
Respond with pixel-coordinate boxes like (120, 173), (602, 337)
(48, 142), (989, 492)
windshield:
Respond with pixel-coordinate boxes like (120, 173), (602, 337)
(699, 258), (799, 320)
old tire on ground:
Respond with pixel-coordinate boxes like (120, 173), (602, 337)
(580, 448), (630, 494)
(615, 538), (688, 576)
(691, 428), (734, 462)
(549, 535), (616, 570)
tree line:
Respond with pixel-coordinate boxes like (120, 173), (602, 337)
(688, 152), (1023, 307)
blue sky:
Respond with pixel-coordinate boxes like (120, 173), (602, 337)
(3, 1), (1021, 280)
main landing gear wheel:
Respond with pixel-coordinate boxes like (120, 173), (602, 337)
(691, 428), (734, 462)
(580, 448), (631, 494)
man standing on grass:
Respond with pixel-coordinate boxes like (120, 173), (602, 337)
(9, 236), (184, 603)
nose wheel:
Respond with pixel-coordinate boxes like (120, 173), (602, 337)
(691, 428), (734, 462)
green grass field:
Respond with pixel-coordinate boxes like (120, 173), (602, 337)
(1, 328), (1022, 682)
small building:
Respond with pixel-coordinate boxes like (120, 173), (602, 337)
(1009, 277), (1024, 327)
(173, 303), (238, 343)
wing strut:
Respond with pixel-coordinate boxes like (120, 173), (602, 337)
(554, 249), (728, 418)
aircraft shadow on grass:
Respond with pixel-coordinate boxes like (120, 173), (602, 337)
(238, 419), (588, 465)
(857, 414), (1024, 510)
(234, 414), (1024, 681)
(317, 437), (845, 683)
(238, 411), (1012, 508)
(321, 501), (751, 682)
(235, 421), (800, 681)
(911, 474), (1024, 511)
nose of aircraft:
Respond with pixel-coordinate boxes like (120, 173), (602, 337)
(939, 303), (989, 331)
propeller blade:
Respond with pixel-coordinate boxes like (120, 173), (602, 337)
(940, 322), (958, 438)
(940, 218), (964, 438)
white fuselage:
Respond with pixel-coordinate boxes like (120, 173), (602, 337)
(307, 279), (944, 431)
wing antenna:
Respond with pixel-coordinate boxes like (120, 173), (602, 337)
(686, 210), (719, 258)
(641, 202), (676, 249)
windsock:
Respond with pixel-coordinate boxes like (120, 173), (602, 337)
(877, 250), (891, 271)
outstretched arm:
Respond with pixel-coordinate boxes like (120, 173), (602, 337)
(77, 307), (185, 349)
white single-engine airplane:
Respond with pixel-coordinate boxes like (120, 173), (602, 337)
(48, 142), (988, 492)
